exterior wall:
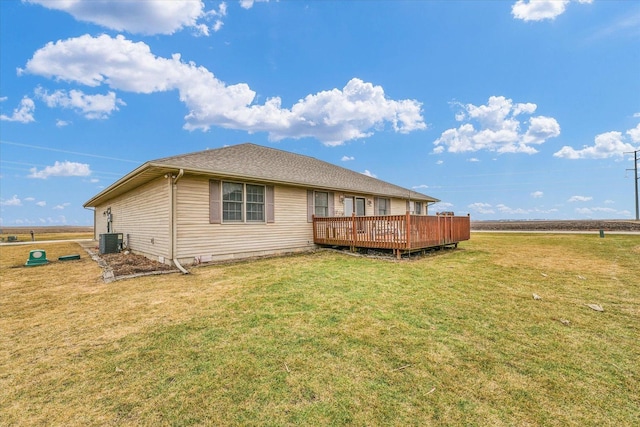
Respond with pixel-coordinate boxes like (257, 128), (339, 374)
(174, 176), (315, 264)
(332, 193), (414, 217)
(390, 198), (409, 216)
(94, 177), (171, 261)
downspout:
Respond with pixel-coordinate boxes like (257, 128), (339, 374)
(170, 169), (189, 274)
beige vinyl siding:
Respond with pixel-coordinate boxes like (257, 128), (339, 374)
(175, 176), (314, 264)
(94, 177), (171, 260)
(390, 198), (411, 215)
(329, 193), (417, 217)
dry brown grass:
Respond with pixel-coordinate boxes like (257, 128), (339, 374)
(0, 231), (92, 242)
(1, 235), (638, 426)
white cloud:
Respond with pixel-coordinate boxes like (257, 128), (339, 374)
(36, 87), (124, 119)
(240, 0), (269, 9)
(53, 203), (71, 210)
(468, 157), (480, 162)
(512, 0), (592, 22)
(496, 204), (530, 215)
(436, 160), (443, 165)
(531, 191), (544, 198)
(412, 184), (429, 189)
(0, 195), (22, 206)
(341, 156), (355, 161)
(36, 201), (47, 207)
(434, 96), (560, 154)
(362, 170), (377, 178)
(429, 202), (454, 212)
(468, 202), (495, 214)
(0, 96), (35, 123)
(0, 96), (7, 102)
(212, 20), (224, 33)
(627, 123), (640, 143)
(23, 34), (426, 146)
(568, 195), (592, 202)
(29, 161), (91, 179)
(56, 119), (70, 127)
(24, 197), (35, 202)
(575, 206), (625, 216)
(554, 124), (639, 159)
(200, 2), (228, 35)
(25, 0), (208, 35)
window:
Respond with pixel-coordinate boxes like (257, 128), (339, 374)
(377, 198), (390, 215)
(415, 202), (423, 215)
(307, 190), (334, 222)
(246, 184), (265, 222)
(211, 180), (273, 224)
(223, 182), (244, 222)
(314, 192), (329, 217)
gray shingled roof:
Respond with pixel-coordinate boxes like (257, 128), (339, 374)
(84, 143), (437, 207)
(152, 143), (437, 201)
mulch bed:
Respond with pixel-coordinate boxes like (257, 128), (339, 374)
(100, 252), (175, 276)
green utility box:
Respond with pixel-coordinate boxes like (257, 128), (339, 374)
(25, 249), (49, 267)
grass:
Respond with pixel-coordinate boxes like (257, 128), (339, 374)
(1, 233), (638, 426)
(0, 231), (92, 242)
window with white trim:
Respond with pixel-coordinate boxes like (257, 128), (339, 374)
(222, 182), (265, 223)
(314, 191), (329, 217)
(415, 201), (423, 215)
(246, 184), (265, 222)
(377, 198), (390, 215)
(223, 182), (244, 222)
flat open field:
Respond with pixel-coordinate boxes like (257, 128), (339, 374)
(0, 226), (93, 242)
(1, 234), (638, 426)
(472, 219), (640, 232)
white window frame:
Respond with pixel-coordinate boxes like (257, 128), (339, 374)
(314, 191), (329, 217)
(377, 198), (390, 215)
(222, 181), (265, 223)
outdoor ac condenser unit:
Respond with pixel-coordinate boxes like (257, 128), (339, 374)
(99, 233), (123, 254)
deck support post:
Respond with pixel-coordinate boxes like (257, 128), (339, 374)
(351, 213), (356, 252)
(405, 211), (411, 251)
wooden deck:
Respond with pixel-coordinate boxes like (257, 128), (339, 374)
(313, 212), (470, 258)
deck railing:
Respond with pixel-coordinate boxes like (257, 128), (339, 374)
(313, 212), (470, 253)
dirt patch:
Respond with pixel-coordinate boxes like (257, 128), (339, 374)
(100, 252), (175, 277)
(77, 241), (175, 279)
(471, 220), (640, 232)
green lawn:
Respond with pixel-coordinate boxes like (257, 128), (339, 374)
(1, 233), (638, 426)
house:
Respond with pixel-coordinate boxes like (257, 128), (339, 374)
(84, 143), (466, 267)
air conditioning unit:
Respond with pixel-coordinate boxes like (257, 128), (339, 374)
(99, 233), (123, 254)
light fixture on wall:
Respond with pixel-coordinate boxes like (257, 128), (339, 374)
(367, 199), (373, 207)
(339, 195), (345, 203)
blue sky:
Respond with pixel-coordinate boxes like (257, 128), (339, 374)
(1, 0), (639, 226)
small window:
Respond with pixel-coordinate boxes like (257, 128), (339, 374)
(377, 198), (390, 215)
(223, 182), (243, 222)
(315, 192), (329, 217)
(246, 184), (265, 222)
(415, 202), (423, 215)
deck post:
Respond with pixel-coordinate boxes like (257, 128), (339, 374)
(312, 215), (317, 242)
(405, 211), (411, 250)
(351, 213), (356, 252)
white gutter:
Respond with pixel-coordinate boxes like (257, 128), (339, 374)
(169, 169), (189, 274)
